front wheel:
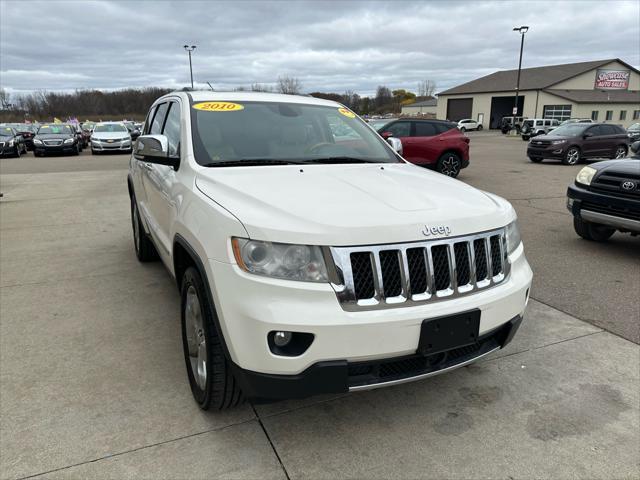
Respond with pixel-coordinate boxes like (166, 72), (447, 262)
(563, 147), (581, 165)
(436, 152), (462, 178)
(181, 267), (243, 410)
(14, 146), (21, 158)
(459, 126), (466, 132)
(522, 135), (529, 141)
(573, 216), (615, 242)
(613, 145), (627, 159)
(477, 125), (483, 131)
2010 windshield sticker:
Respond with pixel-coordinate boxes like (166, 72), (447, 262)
(192, 102), (244, 112)
(338, 107), (356, 118)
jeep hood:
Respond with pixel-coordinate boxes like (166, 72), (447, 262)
(195, 163), (514, 246)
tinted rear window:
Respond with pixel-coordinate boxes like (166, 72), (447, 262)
(435, 122), (456, 134)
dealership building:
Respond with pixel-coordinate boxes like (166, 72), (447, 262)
(436, 58), (640, 129)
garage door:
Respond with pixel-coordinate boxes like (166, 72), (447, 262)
(446, 98), (473, 122)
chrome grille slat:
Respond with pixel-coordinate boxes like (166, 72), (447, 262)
(330, 228), (510, 311)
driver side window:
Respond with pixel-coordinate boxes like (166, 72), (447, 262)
(163, 102), (181, 157)
(385, 121), (411, 137)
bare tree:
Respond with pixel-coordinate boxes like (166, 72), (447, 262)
(417, 80), (437, 98)
(0, 88), (10, 109)
(251, 83), (273, 92)
(277, 76), (302, 95)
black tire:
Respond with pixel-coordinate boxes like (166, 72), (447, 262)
(436, 152), (462, 178)
(460, 126), (466, 132)
(562, 146), (581, 165)
(522, 135), (529, 141)
(573, 216), (615, 242)
(91, 148), (99, 155)
(181, 267), (243, 410)
(72, 144), (80, 156)
(613, 145), (627, 159)
(477, 125), (483, 131)
(14, 146), (20, 158)
(528, 156), (543, 163)
(34, 151), (42, 157)
(21, 144), (28, 154)
(130, 196), (159, 262)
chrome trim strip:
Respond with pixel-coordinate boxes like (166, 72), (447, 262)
(581, 210), (640, 232)
(348, 346), (501, 392)
(329, 228), (509, 311)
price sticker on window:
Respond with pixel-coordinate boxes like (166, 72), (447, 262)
(338, 107), (356, 118)
(193, 102), (244, 112)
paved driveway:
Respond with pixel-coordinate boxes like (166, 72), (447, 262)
(1, 142), (638, 479)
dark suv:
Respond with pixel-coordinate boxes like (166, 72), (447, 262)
(527, 123), (629, 165)
(377, 119), (470, 177)
(567, 141), (640, 241)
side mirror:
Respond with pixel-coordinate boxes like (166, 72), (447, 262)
(134, 134), (179, 168)
(386, 137), (403, 155)
(583, 132), (593, 139)
(381, 131), (393, 139)
(630, 141), (640, 155)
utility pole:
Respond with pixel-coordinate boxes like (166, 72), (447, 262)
(512, 26), (529, 131)
(183, 45), (197, 89)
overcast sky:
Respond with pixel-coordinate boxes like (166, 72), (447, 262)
(1, 0), (638, 97)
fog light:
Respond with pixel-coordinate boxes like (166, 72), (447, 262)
(273, 331), (292, 347)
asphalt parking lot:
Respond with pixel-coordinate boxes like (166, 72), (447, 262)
(1, 135), (639, 479)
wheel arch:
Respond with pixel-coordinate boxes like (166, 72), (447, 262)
(173, 233), (234, 361)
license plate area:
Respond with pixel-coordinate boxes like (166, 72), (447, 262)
(418, 310), (480, 356)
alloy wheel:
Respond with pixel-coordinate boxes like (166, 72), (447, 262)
(615, 146), (627, 159)
(566, 148), (580, 165)
(185, 286), (207, 390)
(441, 156), (460, 176)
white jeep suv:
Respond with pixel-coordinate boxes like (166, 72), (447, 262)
(128, 91), (533, 410)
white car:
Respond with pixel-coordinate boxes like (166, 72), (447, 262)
(91, 122), (132, 154)
(457, 119), (482, 132)
(128, 91), (533, 409)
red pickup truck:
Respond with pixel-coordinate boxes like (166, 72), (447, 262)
(377, 118), (470, 177)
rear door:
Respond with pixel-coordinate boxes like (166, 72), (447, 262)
(409, 121), (440, 165)
(600, 124), (626, 156)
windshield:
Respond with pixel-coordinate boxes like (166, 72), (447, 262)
(37, 125), (73, 134)
(94, 123), (128, 133)
(0, 127), (14, 137)
(82, 122), (95, 130)
(191, 101), (399, 166)
(629, 123), (640, 130)
(546, 124), (590, 136)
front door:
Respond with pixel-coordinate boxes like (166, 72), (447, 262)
(581, 125), (607, 157)
(410, 121), (440, 165)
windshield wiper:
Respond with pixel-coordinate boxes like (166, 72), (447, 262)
(303, 157), (392, 164)
(202, 159), (305, 168)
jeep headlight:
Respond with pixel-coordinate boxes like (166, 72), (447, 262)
(63, 138), (74, 145)
(231, 238), (328, 282)
(505, 220), (521, 255)
(576, 166), (597, 186)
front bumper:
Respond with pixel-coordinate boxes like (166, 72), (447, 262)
(527, 142), (567, 159)
(232, 315), (522, 400)
(205, 245), (532, 396)
(34, 144), (77, 155)
(91, 140), (132, 151)
(567, 183), (640, 232)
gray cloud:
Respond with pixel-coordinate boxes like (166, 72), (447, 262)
(1, 0), (638, 96)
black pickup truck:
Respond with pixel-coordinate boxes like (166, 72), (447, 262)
(567, 141), (640, 241)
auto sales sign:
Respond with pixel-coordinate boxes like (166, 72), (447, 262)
(594, 69), (630, 89)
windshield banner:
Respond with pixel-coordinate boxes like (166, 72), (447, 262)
(594, 69), (630, 90)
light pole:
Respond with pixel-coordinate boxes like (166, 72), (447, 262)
(512, 26), (529, 126)
(183, 45), (196, 89)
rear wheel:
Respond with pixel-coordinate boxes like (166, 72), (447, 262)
(181, 267), (243, 410)
(573, 216), (615, 242)
(130, 196), (158, 262)
(613, 145), (627, 159)
(477, 125), (483, 131)
(459, 126), (466, 132)
(563, 146), (581, 165)
(436, 152), (462, 178)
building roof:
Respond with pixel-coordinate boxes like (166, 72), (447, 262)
(544, 89), (640, 104)
(438, 58), (639, 96)
(406, 98), (438, 107)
